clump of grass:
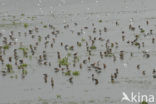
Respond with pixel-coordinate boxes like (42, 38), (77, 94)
(12, 21), (16, 25)
(38, 36), (42, 42)
(24, 23), (28, 28)
(18, 64), (28, 69)
(10, 76), (14, 78)
(32, 16), (36, 19)
(2, 18), (6, 21)
(99, 19), (103, 23)
(69, 46), (74, 51)
(140, 29), (145, 33)
(21, 13), (25, 16)
(19, 47), (28, 51)
(12, 16), (16, 18)
(67, 53), (71, 57)
(72, 71), (80, 76)
(141, 101), (148, 104)
(56, 95), (61, 99)
(105, 52), (114, 57)
(59, 57), (69, 66)
(22, 69), (28, 75)
(3, 45), (9, 50)
(111, 43), (114, 48)
(73, 56), (80, 63)
(89, 100), (95, 103)
(42, 101), (48, 104)
(43, 25), (47, 28)
(77, 42), (82, 47)
(64, 70), (71, 76)
(90, 45), (96, 50)
(135, 35), (140, 39)
(21, 64), (28, 68)
(134, 42), (140, 46)
(29, 55), (32, 60)
(106, 53), (114, 57)
(6, 64), (13, 73)
(81, 38), (85, 42)
(19, 47), (28, 57)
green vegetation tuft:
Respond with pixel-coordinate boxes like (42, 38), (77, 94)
(140, 29), (145, 33)
(6, 64), (13, 73)
(81, 38), (86, 42)
(64, 70), (71, 76)
(24, 23), (28, 28)
(99, 19), (103, 23)
(59, 57), (69, 66)
(18, 64), (28, 69)
(67, 53), (71, 57)
(56, 95), (61, 99)
(77, 42), (82, 47)
(21, 13), (25, 16)
(19, 47), (28, 57)
(90, 45), (96, 50)
(3, 45), (9, 50)
(43, 25), (47, 28)
(141, 101), (148, 104)
(72, 71), (80, 76)
(22, 69), (28, 75)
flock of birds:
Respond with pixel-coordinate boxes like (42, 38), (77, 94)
(0, 15), (156, 89)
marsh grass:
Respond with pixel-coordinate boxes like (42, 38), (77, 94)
(59, 57), (69, 66)
(98, 19), (103, 23)
(90, 45), (96, 50)
(21, 13), (25, 16)
(56, 95), (61, 99)
(19, 64), (28, 69)
(64, 71), (71, 76)
(81, 38), (86, 42)
(6, 64), (12, 69)
(38, 36), (42, 42)
(69, 46), (74, 51)
(141, 101), (148, 104)
(22, 69), (28, 75)
(77, 42), (82, 47)
(73, 56), (80, 63)
(140, 29), (145, 33)
(134, 42), (140, 46)
(6, 64), (13, 73)
(72, 71), (80, 76)
(3, 45), (9, 50)
(24, 23), (29, 28)
(67, 53), (71, 57)
(19, 47), (28, 57)
(43, 25), (47, 28)
(105, 53), (114, 57)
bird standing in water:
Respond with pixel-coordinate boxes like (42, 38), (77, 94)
(43, 74), (48, 83)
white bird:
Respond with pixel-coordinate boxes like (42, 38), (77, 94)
(15, 38), (18, 42)
(123, 63), (128, 68)
(129, 18), (134, 25)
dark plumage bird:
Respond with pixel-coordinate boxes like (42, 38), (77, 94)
(51, 77), (54, 88)
(69, 77), (73, 84)
(43, 74), (48, 83)
(153, 69), (156, 74)
(111, 74), (114, 83)
(94, 79), (99, 85)
(142, 71), (146, 76)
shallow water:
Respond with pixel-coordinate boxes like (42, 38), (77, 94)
(0, 0), (156, 104)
